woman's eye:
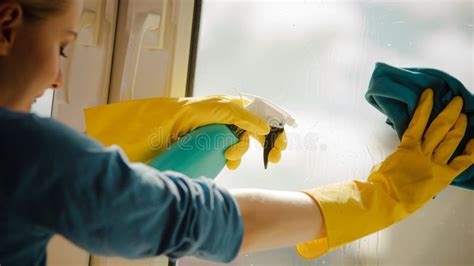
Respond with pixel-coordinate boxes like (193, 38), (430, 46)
(60, 47), (68, 58)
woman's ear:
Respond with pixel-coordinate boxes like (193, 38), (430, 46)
(0, 2), (23, 56)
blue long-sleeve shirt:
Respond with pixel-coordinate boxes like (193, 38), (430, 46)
(0, 107), (244, 265)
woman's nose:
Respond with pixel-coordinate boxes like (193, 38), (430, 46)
(51, 70), (63, 89)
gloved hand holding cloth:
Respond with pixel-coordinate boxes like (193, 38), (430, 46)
(296, 89), (474, 259)
(366, 62), (474, 189)
(84, 96), (287, 170)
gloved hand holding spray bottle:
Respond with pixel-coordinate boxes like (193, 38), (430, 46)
(147, 95), (297, 179)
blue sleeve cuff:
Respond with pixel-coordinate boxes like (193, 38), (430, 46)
(160, 171), (244, 263)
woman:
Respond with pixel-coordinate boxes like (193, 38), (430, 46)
(0, 0), (472, 265)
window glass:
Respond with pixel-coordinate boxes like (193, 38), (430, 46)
(31, 89), (54, 118)
(183, 0), (473, 265)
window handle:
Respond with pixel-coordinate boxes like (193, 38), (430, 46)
(158, 0), (169, 50)
(128, 7), (167, 99)
(78, 0), (104, 47)
(63, 0), (104, 104)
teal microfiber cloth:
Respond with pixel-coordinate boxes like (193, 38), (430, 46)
(366, 62), (474, 190)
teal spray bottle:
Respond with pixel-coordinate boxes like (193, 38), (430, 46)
(147, 95), (297, 179)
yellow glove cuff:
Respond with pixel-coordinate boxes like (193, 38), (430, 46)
(295, 179), (409, 260)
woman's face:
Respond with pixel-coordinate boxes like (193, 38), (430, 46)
(0, 0), (83, 112)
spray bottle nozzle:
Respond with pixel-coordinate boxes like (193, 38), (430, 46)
(233, 91), (297, 168)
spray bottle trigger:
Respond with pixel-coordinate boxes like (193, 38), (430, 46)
(263, 127), (285, 169)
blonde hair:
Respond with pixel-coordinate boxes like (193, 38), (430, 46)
(1, 0), (69, 22)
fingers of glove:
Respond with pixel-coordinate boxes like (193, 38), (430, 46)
(246, 131), (285, 164)
(252, 134), (266, 147)
(268, 132), (286, 163)
(432, 114), (468, 164)
(197, 96), (270, 135)
(370, 162), (382, 173)
(449, 139), (474, 172)
(226, 159), (241, 170)
(402, 89), (434, 145)
(225, 133), (250, 161)
(250, 131), (287, 150)
(268, 148), (282, 163)
(275, 131), (288, 151)
(422, 96), (464, 155)
(232, 108), (270, 136)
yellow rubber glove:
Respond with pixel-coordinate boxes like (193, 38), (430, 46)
(296, 89), (474, 259)
(224, 97), (288, 169)
(84, 96), (286, 169)
(225, 130), (288, 169)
